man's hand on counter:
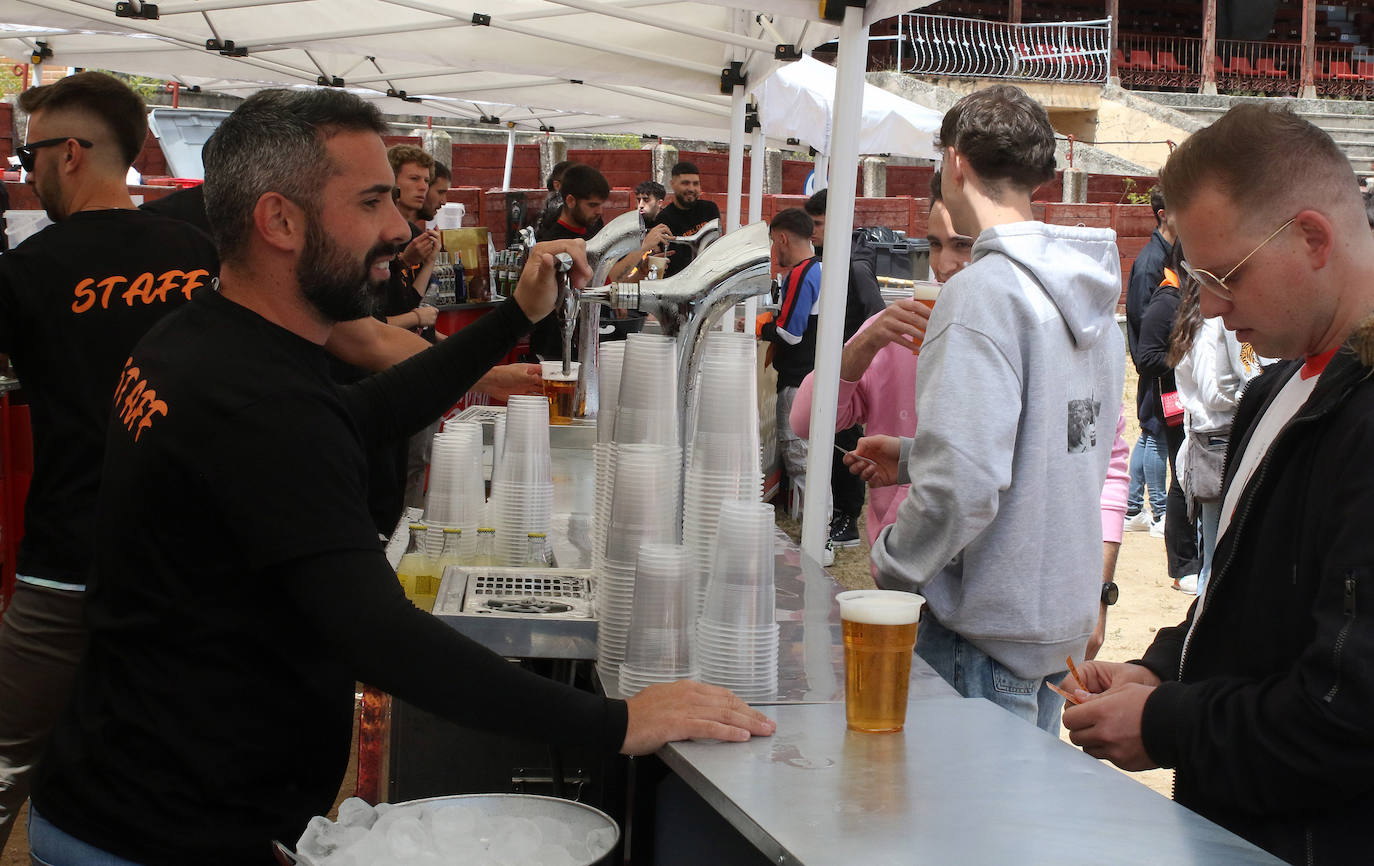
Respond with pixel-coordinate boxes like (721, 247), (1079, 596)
(620, 680), (776, 755)
(473, 363), (542, 400)
(515, 239), (592, 323)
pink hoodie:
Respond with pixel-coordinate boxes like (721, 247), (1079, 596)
(791, 310), (1129, 556)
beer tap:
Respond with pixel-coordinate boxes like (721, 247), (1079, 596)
(554, 252), (576, 377)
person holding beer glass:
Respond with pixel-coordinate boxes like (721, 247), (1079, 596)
(848, 85), (1125, 732)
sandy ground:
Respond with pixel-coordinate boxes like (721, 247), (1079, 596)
(1, 385), (1192, 864)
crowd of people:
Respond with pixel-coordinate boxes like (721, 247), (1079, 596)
(0, 68), (1371, 866)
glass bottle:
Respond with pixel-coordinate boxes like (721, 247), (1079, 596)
(523, 531), (553, 568)
(469, 527), (498, 567)
(396, 523), (440, 612)
(435, 527), (463, 573)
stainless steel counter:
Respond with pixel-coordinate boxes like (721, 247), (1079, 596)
(599, 529), (955, 704)
(658, 699), (1283, 865)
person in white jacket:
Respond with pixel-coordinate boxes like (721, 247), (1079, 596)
(1168, 276), (1265, 597)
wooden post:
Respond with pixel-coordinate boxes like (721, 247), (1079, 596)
(1301, 0), (1317, 98)
(1201, 0), (1217, 94)
(1009, 0), (1022, 24)
(1106, 0), (1119, 83)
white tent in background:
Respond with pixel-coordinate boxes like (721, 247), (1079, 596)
(753, 54), (942, 160)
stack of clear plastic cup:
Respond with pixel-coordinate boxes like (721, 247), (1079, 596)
(696, 501), (778, 701)
(488, 395), (553, 565)
(596, 443), (682, 681)
(591, 342), (626, 569)
(683, 333), (765, 613)
(619, 543), (698, 697)
(613, 333), (678, 448)
(423, 421), (485, 559)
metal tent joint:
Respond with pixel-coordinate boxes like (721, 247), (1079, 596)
(114, 1), (159, 20)
(318, 75), (345, 86)
(472, 12), (491, 26)
(719, 60), (745, 94)
(386, 87), (420, 102)
(206, 38), (247, 56)
(774, 44), (800, 61)
(30, 42), (53, 64)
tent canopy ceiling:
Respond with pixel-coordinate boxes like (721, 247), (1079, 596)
(3, 0), (935, 141)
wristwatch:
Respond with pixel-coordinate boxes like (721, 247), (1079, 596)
(1101, 581), (1119, 606)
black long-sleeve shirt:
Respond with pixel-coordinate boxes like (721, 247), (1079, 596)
(33, 290), (627, 866)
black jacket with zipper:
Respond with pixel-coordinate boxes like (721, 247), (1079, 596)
(1136, 321), (1374, 865)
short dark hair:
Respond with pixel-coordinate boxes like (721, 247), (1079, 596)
(18, 71), (147, 169)
(560, 164), (610, 202)
(432, 161), (452, 182)
(929, 169), (944, 203)
(635, 180), (665, 200)
(803, 188), (827, 217)
(769, 207), (813, 240)
(1160, 104), (1356, 226)
(671, 161), (700, 177)
(1149, 185), (1165, 225)
(547, 160), (573, 191)
(202, 89), (387, 264)
(936, 84), (1057, 198)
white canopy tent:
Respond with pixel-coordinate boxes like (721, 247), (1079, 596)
(753, 54), (942, 160)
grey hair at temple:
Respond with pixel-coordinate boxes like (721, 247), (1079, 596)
(202, 89), (389, 264)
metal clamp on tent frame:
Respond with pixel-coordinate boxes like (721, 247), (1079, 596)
(471, 12), (491, 26)
(386, 88), (421, 103)
(818, 0), (865, 23)
(745, 108), (761, 134)
(205, 39), (247, 57)
(318, 75), (345, 87)
(30, 42), (53, 64)
(774, 44), (800, 61)
(478, 114), (501, 124)
(114, 1), (159, 20)
(720, 60), (745, 94)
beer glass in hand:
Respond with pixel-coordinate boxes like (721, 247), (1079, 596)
(837, 590), (924, 732)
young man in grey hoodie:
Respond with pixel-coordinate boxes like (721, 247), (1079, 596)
(852, 84), (1126, 730)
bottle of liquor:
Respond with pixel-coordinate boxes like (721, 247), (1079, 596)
(396, 523), (440, 612)
(523, 531), (553, 568)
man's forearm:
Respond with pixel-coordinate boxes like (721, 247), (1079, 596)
(326, 317), (430, 372)
(839, 334), (880, 382)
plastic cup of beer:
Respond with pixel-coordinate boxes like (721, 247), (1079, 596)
(540, 360), (579, 425)
(837, 589), (924, 733)
(908, 282), (941, 355)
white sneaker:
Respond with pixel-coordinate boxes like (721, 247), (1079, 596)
(1174, 574), (1199, 595)
(822, 540), (836, 567)
(1123, 512), (1153, 532)
(1149, 516), (1166, 538)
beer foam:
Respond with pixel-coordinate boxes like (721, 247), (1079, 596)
(837, 590), (923, 625)
(910, 282), (941, 302)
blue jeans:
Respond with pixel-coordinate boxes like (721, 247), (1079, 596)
(28, 808), (142, 866)
(916, 615), (1067, 732)
(1126, 433), (1168, 519)
(1197, 499), (1221, 599)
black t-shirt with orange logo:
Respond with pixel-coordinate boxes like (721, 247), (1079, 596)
(32, 290), (627, 864)
(0, 209), (218, 585)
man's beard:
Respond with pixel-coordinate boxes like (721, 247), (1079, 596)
(297, 220), (397, 323)
(674, 191), (697, 208)
(35, 170), (68, 223)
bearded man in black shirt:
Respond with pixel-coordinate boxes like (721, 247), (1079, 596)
(649, 160), (721, 277)
(27, 87), (772, 866)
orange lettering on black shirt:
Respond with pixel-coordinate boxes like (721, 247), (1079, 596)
(113, 366), (169, 443)
(72, 268), (210, 315)
(182, 269), (209, 299)
(152, 270), (185, 303)
(122, 272), (155, 306)
(72, 278), (97, 314)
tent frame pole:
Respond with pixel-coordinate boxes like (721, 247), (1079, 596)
(799, 3), (869, 563)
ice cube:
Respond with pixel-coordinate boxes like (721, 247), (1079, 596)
(297, 814), (336, 858)
(585, 826), (616, 855)
(530, 816), (571, 847)
(385, 816), (430, 859)
(336, 797), (378, 830)
(533, 843), (578, 866)
(488, 817), (540, 863)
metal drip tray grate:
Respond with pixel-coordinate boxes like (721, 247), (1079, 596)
(447, 570), (595, 620)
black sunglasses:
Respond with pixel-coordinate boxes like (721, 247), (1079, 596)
(16, 137), (93, 172)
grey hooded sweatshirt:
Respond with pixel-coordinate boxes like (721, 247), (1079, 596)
(872, 221), (1126, 680)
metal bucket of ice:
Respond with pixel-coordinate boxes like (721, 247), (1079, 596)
(287, 793), (619, 865)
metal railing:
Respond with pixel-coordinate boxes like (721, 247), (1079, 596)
(1117, 34), (1373, 98)
(897, 13), (1111, 84)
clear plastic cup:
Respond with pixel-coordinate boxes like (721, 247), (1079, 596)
(836, 589), (924, 733)
(623, 544), (694, 676)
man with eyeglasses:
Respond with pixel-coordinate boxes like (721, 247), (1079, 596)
(1064, 104), (1374, 864)
(0, 71), (220, 847)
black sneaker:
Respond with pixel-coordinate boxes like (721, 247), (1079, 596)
(829, 512), (862, 547)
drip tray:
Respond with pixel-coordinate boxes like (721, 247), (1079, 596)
(434, 566), (599, 661)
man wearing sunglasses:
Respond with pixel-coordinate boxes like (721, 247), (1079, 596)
(1064, 105), (1374, 864)
(0, 72), (221, 848)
